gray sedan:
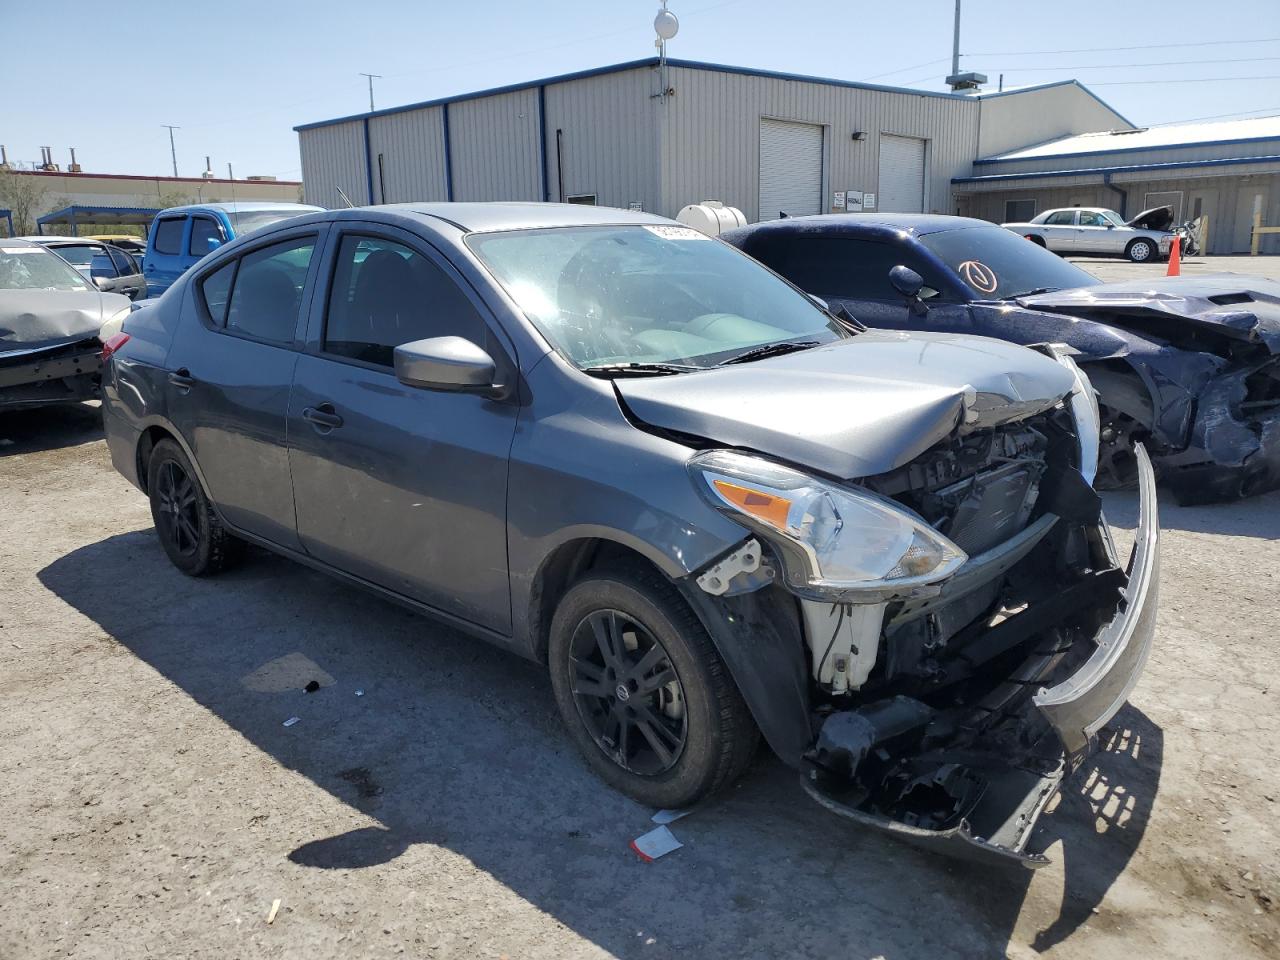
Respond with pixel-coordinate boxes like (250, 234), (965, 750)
(20, 236), (148, 300)
(1002, 206), (1174, 262)
(100, 203), (1158, 867)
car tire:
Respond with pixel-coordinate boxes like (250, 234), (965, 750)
(147, 438), (243, 576)
(548, 564), (759, 808)
(1126, 238), (1156, 263)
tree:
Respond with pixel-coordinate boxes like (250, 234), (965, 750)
(0, 169), (50, 235)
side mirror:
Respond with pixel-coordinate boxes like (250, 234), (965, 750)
(91, 276), (111, 290)
(394, 336), (503, 397)
(888, 265), (924, 299)
(206, 237), (223, 252)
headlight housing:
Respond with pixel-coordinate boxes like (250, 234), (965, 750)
(689, 450), (966, 599)
(99, 305), (131, 342)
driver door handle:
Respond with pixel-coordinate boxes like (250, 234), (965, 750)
(168, 368), (195, 393)
(302, 403), (344, 431)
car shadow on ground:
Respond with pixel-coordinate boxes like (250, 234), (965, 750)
(39, 530), (1162, 958)
(1101, 487), (1280, 540)
(0, 402), (103, 456)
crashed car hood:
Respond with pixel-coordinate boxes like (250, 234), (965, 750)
(1126, 205), (1174, 231)
(0, 288), (111, 353)
(1016, 275), (1280, 352)
(615, 331), (1076, 479)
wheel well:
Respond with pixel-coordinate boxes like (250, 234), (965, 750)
(1080, 361), (1156, 428)
(528, 538), (668, 663)
(135, 425), (179, 494)
(1027, 234), (1046, 247)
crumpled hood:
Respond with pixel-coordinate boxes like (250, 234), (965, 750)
(0, 288), (115, 353)
(615, 331), (1076, 479)
(1016, 275), (1280, 352)
(1126, 205), (1174, 232)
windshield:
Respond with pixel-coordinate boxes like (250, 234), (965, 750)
(224, 210), (310, 236)
(42, 243), (100, 270)
(468, 224), (847, 370)
(920, 226), (1097, 300)
(0, 244), (92, 291)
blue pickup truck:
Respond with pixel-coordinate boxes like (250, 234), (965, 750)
(142, 201), (322, 297)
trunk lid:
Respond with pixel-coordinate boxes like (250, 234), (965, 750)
(614, 331), (1075, 479)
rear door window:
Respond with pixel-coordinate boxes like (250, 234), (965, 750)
(323, 234), (483, 367)
(153, 218), (186, 255)
(108, 247), (138, 275)
(1044, 211), (1077, 226)
(188, 216), (224, 256)
(223, 237), (317, 344)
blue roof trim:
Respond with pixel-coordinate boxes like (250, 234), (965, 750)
(953, 153), (1280, 184)
(976, 132), (1280, 165)
(296, 57), (1112, 133)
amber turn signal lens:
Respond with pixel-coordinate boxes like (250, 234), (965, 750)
(712, 479), (792, 530)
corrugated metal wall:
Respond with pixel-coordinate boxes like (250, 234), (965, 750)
(658, 66), (980, 221)
(368, 107), (448, 204)
(978, 139), (1280, 175)
(450, 89), (542, 201)
(543, 69), (661, 211)
(299, 120), (368, 208)
(976, 85), (1133, 160)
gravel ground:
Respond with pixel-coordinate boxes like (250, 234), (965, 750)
(2, 257), (1278, 959)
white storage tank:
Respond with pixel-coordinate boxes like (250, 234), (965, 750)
(676, 200), (748, 237)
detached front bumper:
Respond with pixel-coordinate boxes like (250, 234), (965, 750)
(803, 447), (1160, 868)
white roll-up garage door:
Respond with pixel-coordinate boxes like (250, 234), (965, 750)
(878, 134), (926, 213)
(758, 119), (823, 221)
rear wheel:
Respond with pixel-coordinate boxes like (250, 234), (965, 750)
(147, 438), (243, 576)
(548, 565), (758, 808)
(1126, 238), (1156, 263)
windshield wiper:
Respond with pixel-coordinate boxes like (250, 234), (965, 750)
(1004, 286), (1060, 300)
(719, 340), (820, 366)
(582, 361), (700, 377)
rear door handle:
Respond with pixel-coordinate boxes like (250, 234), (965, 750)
(168, 368), (195, 393)
(302, 404), (344, 431)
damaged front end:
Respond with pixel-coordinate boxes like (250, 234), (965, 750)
(680, 377), (1159, 868)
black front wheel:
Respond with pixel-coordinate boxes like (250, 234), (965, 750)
(548, 566), (758, 808)
(147, 438), (243, 576)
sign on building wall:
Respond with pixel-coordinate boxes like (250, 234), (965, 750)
(846, 190), (864, 212)
(832, 191), (846, 210)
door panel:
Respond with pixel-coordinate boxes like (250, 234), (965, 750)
(287, 226), (517, 632)
(165, 230), (323, 550)
(288, 359), (516, 631)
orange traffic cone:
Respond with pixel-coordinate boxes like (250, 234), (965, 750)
(1166, 235), (1181, 276)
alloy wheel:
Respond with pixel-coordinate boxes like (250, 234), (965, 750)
(1095, 406), (1144, 490)
(568, 609), (688, 776)
(154, 459), (201, 556)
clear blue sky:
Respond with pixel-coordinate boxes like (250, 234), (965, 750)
(5, 0), (1279, 179)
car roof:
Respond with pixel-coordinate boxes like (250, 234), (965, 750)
(338, 201), (675, 234)
(722, 213), (995, 241)
(156, 201), (324, 217)
(1042, 207), (1114, 215)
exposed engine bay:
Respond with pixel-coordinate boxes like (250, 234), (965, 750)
(682, 399), (1159, 867)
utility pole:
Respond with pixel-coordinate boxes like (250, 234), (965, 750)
(359, 73), (382, 112)
(950, 0), (961, 81)
(161, 125), (180, 177)
(945, 0), (987, 91)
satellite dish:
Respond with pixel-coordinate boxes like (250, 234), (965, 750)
(654, 8), (679, 41)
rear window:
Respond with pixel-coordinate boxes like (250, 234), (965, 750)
(153, 218), (185, 255)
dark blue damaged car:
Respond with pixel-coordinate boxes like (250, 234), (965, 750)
(100, 203), (1158, 867)
(723, 214), (1280, 503)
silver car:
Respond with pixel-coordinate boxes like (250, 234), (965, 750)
(99, 202), (1159, 867)
(1002, 206), (1174, 263)
(20, 236), (148, 300)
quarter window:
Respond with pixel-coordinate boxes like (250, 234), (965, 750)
(153, 218), (185, 255)
(323, 235), (482, 367)
(199, 260), (236, 327)
(221, 237), (316, 343)
(188, 216), (224, 256)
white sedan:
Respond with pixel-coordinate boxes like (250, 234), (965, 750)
(1002, 206), (1174, 263)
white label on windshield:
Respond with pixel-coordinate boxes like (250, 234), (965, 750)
(0, 246), (42, 254)
(643, 225), (711, 241)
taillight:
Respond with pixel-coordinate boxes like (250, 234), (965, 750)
(102, 332), (131, 362)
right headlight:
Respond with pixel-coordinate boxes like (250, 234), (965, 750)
(689, 450), (966, 599)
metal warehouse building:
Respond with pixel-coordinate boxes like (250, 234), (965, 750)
(294, 57), (1128, 224)
(953, 115), (1280, 254)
